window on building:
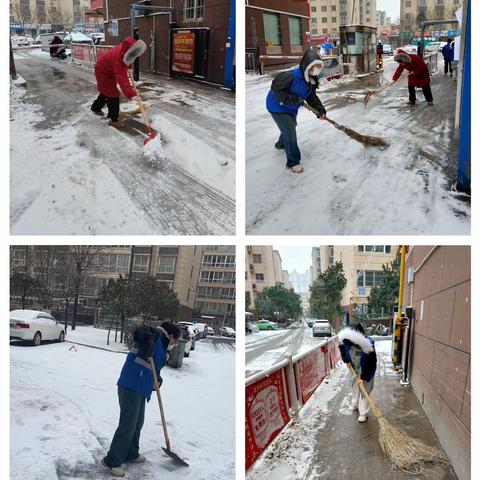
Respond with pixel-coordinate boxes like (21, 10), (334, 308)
(256, 273), (265, 282)
(358, 245), (392, 254)
(264, 12), (282, 46)
(331, 5), (336, 11)
(357, 270), (385, 287)
(332, 17), (337, 23)
(158, 256), (176, 274)
(312, 28), (318, 34)
(184, 0), (205, 21)
(253, 254), (262, 263)
(323, 29), (328, 34)
(322, 17), (328, 23)
(288, 16), (302, 46)
(436, 0), (445, 5)
(312, 17), (317, 24)
(311, 6), (317, 12)
(133, 254), (149, 273)
(321, 6), (327, 12)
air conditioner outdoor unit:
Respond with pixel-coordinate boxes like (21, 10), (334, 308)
(252, 284), (257, 289)
(249, 264), (254, 271)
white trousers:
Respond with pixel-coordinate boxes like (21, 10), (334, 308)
(352, 383), (370, 416)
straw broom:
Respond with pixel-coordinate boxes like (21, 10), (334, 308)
(347, 364), (446, 474)
(303, 102), (389, 148)
(364, 81), (396, 104)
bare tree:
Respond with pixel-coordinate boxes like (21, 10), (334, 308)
(31, 246), (59, 309)
(69, 246), (104, 331)
(13, 4), (33, 33)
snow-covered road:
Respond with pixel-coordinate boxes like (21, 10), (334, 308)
(11, 327), (235, 480)
(10, 51), (235, 235)
(245, 325), (329, 378)
(246, 57), (470, 234)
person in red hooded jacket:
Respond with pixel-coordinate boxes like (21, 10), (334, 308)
(91, 36), (147, 128)
(392, 50), (433, 106)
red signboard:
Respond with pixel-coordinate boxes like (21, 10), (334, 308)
(245, 370), (290, 470)
(172, 32), (195, 74)
(296, 348), (328, 404)
(73, 43), (93, 63)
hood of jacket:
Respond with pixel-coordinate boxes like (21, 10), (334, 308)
(338, 327), (374, 354)
(121, 37), (146, 66)
(299, 50), (324, 84)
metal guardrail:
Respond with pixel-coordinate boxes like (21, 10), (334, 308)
(246, 47), (259, 73)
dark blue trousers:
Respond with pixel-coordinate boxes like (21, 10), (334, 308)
(271, 112), (301, 167)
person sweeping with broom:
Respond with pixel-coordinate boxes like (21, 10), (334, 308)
(392, 49), (433, 106)
(102, 322), (181, 477)
(91, 36), (147, 129)
(338, 323), (377, 423)
(266, 50), (327, 174)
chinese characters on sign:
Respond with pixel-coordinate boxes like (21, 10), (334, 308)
(172, 32), (196, 75)
(245, 369), (290, 469)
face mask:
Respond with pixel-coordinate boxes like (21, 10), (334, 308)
(311, 67), (321, 77)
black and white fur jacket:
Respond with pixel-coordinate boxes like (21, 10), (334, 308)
(338, 327), (377, 382)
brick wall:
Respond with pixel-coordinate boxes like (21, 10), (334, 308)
(405, 246), (470, 480)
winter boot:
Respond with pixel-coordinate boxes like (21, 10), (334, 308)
(358, 414), (367, 423)
(130, 454), (146, 464)
(101, 459), (125, 477)
(427, 101), (434, 106)
(287, 165), (304, 174)
(92, 109), (105, 117)
(109, 120), (127, 129)
(349, 404), (359, 411)
(406, 101), (415, 106)
(274, 142), (285, 150)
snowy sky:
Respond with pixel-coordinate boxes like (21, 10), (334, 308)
(377, 0), (400, 22)
(274, 246), (315, 274)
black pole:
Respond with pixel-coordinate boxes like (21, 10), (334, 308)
(133, 27), (140, 81)
(10, 38), (17, 79)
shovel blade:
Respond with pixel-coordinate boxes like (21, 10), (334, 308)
(162, 447), (189, 467)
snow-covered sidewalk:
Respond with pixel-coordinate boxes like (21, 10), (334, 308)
(11, 328), (235, 480)
(247, 339), (456, 480)
(246, 58), (470, 234)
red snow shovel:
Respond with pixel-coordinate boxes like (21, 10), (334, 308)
(148, 358), (189, 467)
(128, 70), (157, 145)
(364, 81), (396, 104)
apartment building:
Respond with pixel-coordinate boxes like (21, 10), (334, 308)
(322, 245), (397, 315)
(319, 245), (335, 274)
(311, 247), (322, 283)
(10, 245), (203, 322)
(282, 270), (292, 290)
(194, 246), (236, 330)
(10, 0), (90, 31)
(309, 0), (377, 37)
(245, 246), (285, 310)
(400, 0), (462, 30)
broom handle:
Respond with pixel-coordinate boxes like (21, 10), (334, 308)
(128, 70), (153, 133)
(149, 357), (171, 451)
(347, 364), (384, 419)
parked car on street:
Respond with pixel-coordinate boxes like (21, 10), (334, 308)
(220, 327), (236, 338)
(312, 320), (332, 337)
(206, 326), (214, 336)
(63, 32), (93, 46)
(10, 310), (65, 346)
(425, 41), (447, 53)
(11, 35), (33, 48)
(396, 44), (417, 54)
(254, 319), (278, 331)
(306, 318), (315, 328)
(382, 44), (393, 55)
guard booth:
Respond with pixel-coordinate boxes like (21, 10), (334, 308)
(339, 25), (377, 74)
(170, 28), (210, 80)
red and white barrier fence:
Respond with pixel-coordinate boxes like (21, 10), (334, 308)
(245, 335), (341, 470)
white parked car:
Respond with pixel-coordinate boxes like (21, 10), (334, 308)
(63, 32), (93, 46)
(220, 326), (236, 338)
(312, 320), (333, 338)
(10, 310), (65, 346)
(382, 44), (393, 55)
(396, 44), (418, 54)
(425, 41), (447, 53)
(11, 35), (33, 48)
(206, 326), (214, 336)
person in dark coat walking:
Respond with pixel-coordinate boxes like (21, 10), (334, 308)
(442, 39), (454, 76)
(91, 36), (146, 129)
(266, 50), (327, 173)
(376, 41), (384, 69)
(102, 322), (181, 478)
(338, 323), (377, 423)
(49, 35), (66, 59)
(393, 49), (433, 106)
